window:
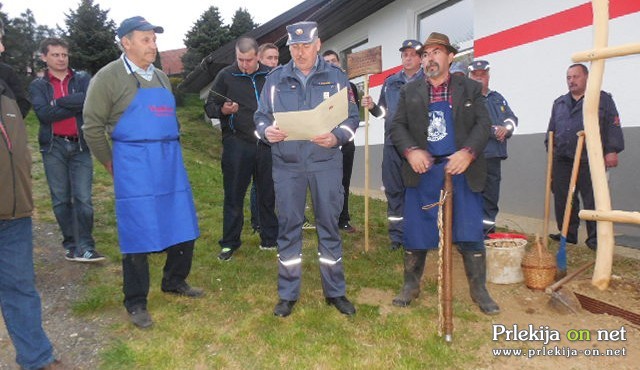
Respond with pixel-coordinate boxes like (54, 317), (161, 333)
(418, 0), (474, 64)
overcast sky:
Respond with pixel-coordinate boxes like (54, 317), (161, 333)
(3, 0), (305, 50)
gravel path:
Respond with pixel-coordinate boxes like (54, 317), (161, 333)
(0, 221), (112, 370)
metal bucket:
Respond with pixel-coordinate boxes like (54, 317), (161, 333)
(484, 236), (527, 284)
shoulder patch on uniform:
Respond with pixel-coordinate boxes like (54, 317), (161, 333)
(613, 116), (621, 126)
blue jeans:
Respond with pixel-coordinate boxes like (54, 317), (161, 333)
(42, 137), (95, 254)
(0, 217), (55, 369)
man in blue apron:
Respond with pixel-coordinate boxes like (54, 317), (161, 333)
(390, 32), (500, 315)
(83, 16), (201, 329)
(254, 21), (360, 317)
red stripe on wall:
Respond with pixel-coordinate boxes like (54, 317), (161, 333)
(368, 0), (639, 88)
(474, 0), (640, 57)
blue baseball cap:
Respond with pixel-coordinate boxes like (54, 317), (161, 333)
(469, 60), (491, 71)
(286, 21), (319, 45)
(399, 39), (422, 52)
(117, 16), (164, 39)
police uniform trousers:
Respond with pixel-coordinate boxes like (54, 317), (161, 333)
(272, 144), (346, 301)
(382, 143), (405, 244)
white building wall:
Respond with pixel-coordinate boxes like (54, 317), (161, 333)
(476, 0), (640, 134)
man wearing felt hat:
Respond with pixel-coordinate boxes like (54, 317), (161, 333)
(361, 38), (424, 251)
(390, 32), (500, 315)
(468, 59), (518, 236)
(255, 21), (360, 318)
(83, 16), (202, 329)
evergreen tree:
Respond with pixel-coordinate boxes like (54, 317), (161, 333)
(182, 6), (231, 75)
(0, 6), (55, 88)
(63, 0), (118, 74)
(229, 8), (257, 39)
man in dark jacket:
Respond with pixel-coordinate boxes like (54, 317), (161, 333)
(29, 37), (104, 262)
(546, 64), (624, 249)
(390, 32), (499, 315)
(205, 36), (278, 261)
(0, 28), (62, 370)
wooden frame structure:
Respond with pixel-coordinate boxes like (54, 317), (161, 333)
(572, 0), (640, 290)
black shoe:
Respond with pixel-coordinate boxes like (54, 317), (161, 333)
(74, 249), (106, 263)
(339, 222), (356, 233)
(259, 244), (277, 251)
(389, 242), (402, 251)
(549, 233), (577, 244)
(586, 239), (597, 250)
(129, 306), (153, 329)
(64, 247), (76, 261)
(218, 247), (235, 261)
(274, 299), (296, 317)
(162, 282), (204, 298)
(326, 296), (356, 316)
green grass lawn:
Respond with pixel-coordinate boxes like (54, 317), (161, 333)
(25, 94), (503, 369)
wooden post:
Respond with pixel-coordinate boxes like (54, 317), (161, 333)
(580, 0), (615, 290)
(347, 47), (382, 252)
(363, 76), (371, 252)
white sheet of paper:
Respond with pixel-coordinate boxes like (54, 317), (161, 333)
(274, 87), (348, 141)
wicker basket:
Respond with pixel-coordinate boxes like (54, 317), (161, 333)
(521, 237), (556, 290)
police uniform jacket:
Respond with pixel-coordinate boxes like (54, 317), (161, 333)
(547, 91), (624, 161)
(254, 56), (360, 171)
(484, 90), (517, 159)
(370, 69), (424, 146)
(390, 74), (491, 192)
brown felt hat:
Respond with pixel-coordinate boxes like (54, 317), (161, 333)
(422, 32), (458, 55)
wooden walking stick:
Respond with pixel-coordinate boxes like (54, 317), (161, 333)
(543, 132), (554, 249)
(442, 173), (454, 343)
(557, 131), (585, 279)
(432, 173), (454, 342)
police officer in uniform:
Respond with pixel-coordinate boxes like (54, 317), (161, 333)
(255, 21), (360, 317)
(362, 39), (424, 250)
(390, 32), (500, 315)
(468, 60), (518, 235)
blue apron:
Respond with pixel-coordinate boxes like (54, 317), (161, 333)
(404, 100), (483, 250)
(111, 69), (199, 253)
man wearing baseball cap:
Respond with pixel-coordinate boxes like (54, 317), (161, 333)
(83, 16), (202, 329)
(468, 60), (518, 236)
(255, 21), (360, 317)
(390, 32), (499, 315)
(361, 39), (424, 251)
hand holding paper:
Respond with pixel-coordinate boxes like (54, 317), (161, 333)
(273, 88), (349, 141)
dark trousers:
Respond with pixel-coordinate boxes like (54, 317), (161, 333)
(219, 136), (255, 249)
(339, 141), (355, 224)
(552, 157), (596, 244)
(122, 240), (195, 312)
(255, 141), (278, 246)
(482, 158), (502, 233)
(382, 144), (404, 244)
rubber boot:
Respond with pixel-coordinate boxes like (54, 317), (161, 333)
(392, 250), (427, 307)
(460, 250), (500, 315)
